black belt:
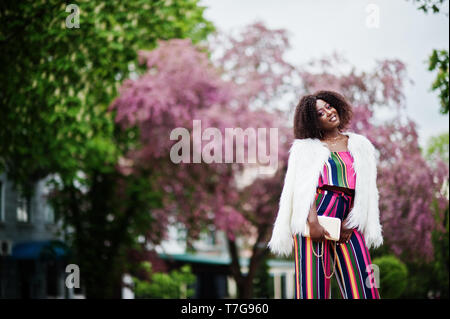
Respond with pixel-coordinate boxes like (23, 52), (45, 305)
(317, 185), (355, 197)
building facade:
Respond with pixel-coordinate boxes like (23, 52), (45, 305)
(0, 173), (71, 298)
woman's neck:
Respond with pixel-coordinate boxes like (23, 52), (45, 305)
(321, 129), (341, 140)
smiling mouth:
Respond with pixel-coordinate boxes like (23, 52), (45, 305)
(329, 115), (337, 122)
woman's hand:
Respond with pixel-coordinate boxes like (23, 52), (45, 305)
(339, 221), (354, 244)
(309, 221), (331, 242)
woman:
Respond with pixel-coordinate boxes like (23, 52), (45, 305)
(268, 90), (383, 299)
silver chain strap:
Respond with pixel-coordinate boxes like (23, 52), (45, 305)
(311, 240), (337, 279)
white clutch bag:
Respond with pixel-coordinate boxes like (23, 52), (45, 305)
(304, 215), (341, 241)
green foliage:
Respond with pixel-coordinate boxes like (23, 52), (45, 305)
(407, 0), (448, 14)
(372, 255), (408, 299)
(132, 262), (196, 299)
(425, 132), (449, 163)
(252, 253), (274, 298)
(0, 0), (215, 195)
(428, 49), (449, 114)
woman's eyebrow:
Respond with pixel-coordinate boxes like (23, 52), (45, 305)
(317, 103), (329, 111)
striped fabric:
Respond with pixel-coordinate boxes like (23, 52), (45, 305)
(293, 151), (380, 299)
(318, 151), (356, 189)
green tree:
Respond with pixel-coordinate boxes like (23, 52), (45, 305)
(0, 0), (214, 193)
(0, 0), (214, 298)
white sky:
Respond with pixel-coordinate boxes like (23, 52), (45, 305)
(199, 0), (449, 148)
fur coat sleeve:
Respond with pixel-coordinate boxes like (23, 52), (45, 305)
(267, 141), (299, 257)
(360, 138), (383, 248)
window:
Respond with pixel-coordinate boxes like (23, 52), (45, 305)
(16, 195), (30, 223)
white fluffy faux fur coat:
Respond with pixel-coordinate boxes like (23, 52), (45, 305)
(268, 131), (383, 257)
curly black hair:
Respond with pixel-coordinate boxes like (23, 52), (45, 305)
(293, 90), (353, 139)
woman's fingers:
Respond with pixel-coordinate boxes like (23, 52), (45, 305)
(318, 231), (326, 242)
(344, 230), (352, 243)
(338, 229), (352, 244)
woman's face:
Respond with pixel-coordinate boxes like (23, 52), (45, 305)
(315, 99), (340, 131)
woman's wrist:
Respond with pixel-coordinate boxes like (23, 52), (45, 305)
(341, 219), (353, 231)
(307, 202), (319, 224)
(307, 218), (321, 228)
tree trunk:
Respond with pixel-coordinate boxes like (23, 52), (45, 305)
(70, 171), (138, 299)
(226, 227), (270, 299)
